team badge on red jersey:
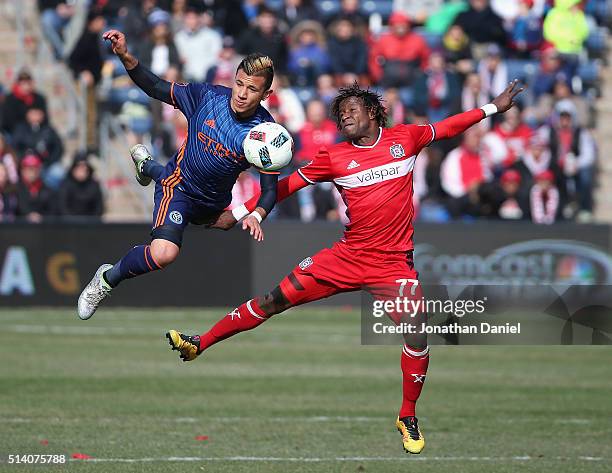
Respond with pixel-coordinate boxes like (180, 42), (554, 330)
(389, 143), (406, 159)
(299, 257), (313, 270)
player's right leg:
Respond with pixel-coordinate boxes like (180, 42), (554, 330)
(77, 182), (189, 320)
(365, 251), (428, 454)
(130, 143), (166, 186)
(167, 245), (357, 361)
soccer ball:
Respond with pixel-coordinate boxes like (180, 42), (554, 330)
(243, 122), (294, 171)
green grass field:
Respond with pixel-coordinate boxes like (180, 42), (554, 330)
(0, 308), (611, 472)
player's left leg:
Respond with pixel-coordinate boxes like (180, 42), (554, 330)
(167, 244), (358, 361)
(77, 183), (190, 320)
(365, 250), (429, 454)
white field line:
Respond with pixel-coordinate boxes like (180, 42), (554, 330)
(4, 324), (148, 335)
(0, 416), (389, 424)
(67, 455), (608, 463)
(2, 325), (356, 341)
(0, 416), (596, 425)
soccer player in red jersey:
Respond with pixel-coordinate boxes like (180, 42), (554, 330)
(166, 80), (524, 454)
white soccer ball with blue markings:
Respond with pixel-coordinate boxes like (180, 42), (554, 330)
(243, 122), (294, 171)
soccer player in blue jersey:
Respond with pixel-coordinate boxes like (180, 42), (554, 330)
(77, 29), (279, 320)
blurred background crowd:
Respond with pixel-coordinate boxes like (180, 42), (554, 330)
(0, 0), (610, 224)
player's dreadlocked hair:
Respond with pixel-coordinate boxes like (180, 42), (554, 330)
(330, 82), (387, 130)
(237, 53), (275, 91)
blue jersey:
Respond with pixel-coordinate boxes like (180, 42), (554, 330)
(160, 82), (274, 209)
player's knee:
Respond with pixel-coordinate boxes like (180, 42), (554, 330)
(258, 287), (291, 316)
(150, 240), (180, 268)
(402, 334), (427, 352)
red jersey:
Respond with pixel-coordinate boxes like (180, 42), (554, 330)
(297, 124), (435, 252)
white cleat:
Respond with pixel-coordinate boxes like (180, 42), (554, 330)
(78, 264), (113, 320)
(130, 144), (152, 186)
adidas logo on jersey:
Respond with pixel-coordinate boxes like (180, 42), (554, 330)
(347, 160), (360, 170)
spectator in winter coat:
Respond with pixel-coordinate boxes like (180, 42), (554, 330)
(16, 153), (56, 222)
(288, 21), (331, 87)
(58, 152), (104, 218)
(543, 0), (589, 56)
(454, 0), (506, 48)
(413, 50), (461, 122)
(369, 11), (430, 86)
(509, 0), (543, 56)
(237, 6), (288, 72)
(278, 0), (320, 29)
(1, 70), (48, 135)
(12, 107), (63, 166)
(548, 102), (596, 218)
(327, 17), (368, 78)
(532, 47), (572, 99)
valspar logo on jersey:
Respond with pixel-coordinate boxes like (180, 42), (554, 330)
(334, 157), (415, 189)
(415, 240), (612, 285)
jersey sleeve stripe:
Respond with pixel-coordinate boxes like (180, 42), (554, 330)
(259, 170), (281, 175)
(427, 123), (436, 146)
(297, 168), (315, 185)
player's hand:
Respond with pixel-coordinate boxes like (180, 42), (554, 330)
(242, 216), (264, 242)
(207, 210), (237, 231)
(102, 29), (128, 57)
(491, 79), (525, 113)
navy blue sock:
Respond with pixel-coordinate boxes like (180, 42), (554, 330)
(103, 245), (162, 288)
(142, 160), (165, 182)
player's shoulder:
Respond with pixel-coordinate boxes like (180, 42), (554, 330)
(174, 81), (229, 100)
(255, 104), (275, 124)
(323, 140), (352, 156)
(388, 123), (416, 134)
(389, 122), (435, 138)
(208, 83), (232, 98)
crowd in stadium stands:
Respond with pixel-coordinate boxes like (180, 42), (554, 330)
(0, 67), (104, 222)
(0, 0), (609, 224)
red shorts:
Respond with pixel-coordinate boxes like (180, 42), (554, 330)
(279, 241), (420, 322)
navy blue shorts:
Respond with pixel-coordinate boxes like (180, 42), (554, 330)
(151, 182), (222, 247)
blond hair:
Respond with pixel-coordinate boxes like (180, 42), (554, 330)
(237, 53), (275, 90)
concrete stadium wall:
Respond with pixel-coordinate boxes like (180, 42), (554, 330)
(1, 222), (611, 307)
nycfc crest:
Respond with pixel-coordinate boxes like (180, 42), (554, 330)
(389, 143), (405, 159)
(169, 211), (183, 224)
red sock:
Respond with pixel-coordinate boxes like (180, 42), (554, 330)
(399, 345), (430, 418)
(198, 299), (269, 352)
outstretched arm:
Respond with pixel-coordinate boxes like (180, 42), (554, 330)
(209, 171), (311, 233)
(240, 171), (310, 216)
(433, 80), (525, 141)
(239, 172), (280, 242)
(102, 29), (173, 105)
